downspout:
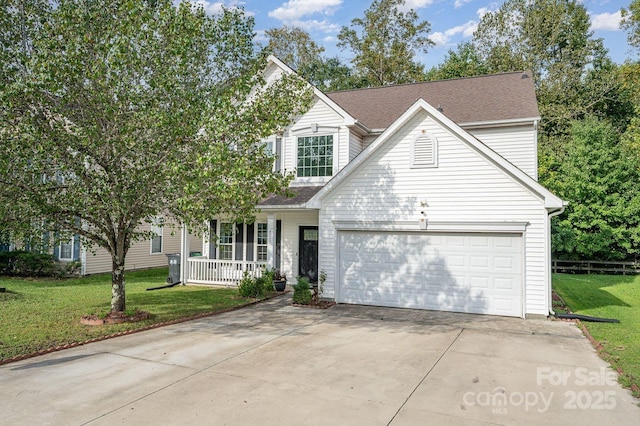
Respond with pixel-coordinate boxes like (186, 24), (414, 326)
(547, 203), (567, 316)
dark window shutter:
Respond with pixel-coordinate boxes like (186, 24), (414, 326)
(235, 223), (244, 261)
(209, 220), (217, 260)
(246, 223), (254, 261)
(276, 220), (282, 270)
(52, 232), (60, 260)
(73, 235), (80, 260)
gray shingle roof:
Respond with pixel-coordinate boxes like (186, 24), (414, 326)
(258, 186), (323, 207)
(326, 72), (540, 130)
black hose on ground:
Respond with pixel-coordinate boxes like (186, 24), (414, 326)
(146, 281), (181, 291)
(554, 313), (620, 323)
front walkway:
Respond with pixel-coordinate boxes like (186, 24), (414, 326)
(1, 295), (638, 425)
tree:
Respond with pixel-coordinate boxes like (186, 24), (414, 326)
(622, 0), (640, 50)
(298, 56), (356, 92)
(337, 0), (434, 86)
(265, 25), (325, 71)
(425, 42), (489, 81)
(551, 118), (640, 260)
(472, 0), (610, 136)
(0, 0), (312, 313)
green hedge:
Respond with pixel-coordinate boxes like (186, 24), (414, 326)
(0, 251), (79, 277)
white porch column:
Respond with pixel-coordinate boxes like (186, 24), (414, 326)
(266, 214), (276, 269)
(179, 223), (190, 284)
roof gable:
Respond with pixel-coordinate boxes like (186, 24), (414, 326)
(266, 56), (359, 128)
(326, 72), (540, 130)
(309, 98), (563, 209)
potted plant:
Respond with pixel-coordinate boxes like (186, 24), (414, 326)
(273, 270), (287, 292)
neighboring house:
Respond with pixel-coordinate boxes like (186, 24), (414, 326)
(181, 56), (566, 318)
(51, 220), (202, 276)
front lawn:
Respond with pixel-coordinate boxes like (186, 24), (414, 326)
(553, 273), (640, 397)
(0, 268), (262, 362)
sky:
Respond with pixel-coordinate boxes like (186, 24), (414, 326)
(188, 0), (635, 69)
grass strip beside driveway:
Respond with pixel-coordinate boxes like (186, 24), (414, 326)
(0, 268), (259, 362)
(553, 273), (640, 397)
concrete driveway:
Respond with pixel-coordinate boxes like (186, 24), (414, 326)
(1, 294), (638, 425)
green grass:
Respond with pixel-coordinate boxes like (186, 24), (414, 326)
(553, 273), (640, 397)
(0, 268), (263, 362)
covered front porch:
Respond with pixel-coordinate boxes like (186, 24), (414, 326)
(179, 196), (320, 287)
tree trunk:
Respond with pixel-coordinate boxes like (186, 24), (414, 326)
(111, 258), (126, 313)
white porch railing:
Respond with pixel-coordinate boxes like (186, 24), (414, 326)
(186, 257), (266, 286)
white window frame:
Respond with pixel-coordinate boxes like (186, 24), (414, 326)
(296, 134), (335, 178)
(256, 222), (268, 262)
(410, 131), (438, 168)
(218, 222), (234, 260)
(150, 218), (163, 254)
(59, 238), (73, 261)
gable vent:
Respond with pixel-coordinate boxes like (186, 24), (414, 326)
(411, 133), (437, 168)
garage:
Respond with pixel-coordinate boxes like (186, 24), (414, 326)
(337, 231), (523, 317)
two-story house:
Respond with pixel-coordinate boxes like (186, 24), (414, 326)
(182, 56), (565, 318)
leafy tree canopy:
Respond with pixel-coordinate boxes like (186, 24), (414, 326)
(622, 0), (640, 51)
(337, 0), (434, 86)
(551, 117), (640, 260)
(265, 25), (325, 71)
(0, 0), (312, 312)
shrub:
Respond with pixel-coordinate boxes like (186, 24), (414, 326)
(292, 276), (312, 305)
(237, 271), (258, 298)
(0, 251), (61, 277)
(260, 268), (275, 294)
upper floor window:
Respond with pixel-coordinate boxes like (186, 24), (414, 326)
(411, 132), (437, 168)
(297, 135), (333, 177)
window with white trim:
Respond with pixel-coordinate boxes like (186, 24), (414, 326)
(256, 223), (268, 262)
(411, 132), (437, 168)
(297, 135), (333, 177)
(59, 238), (73, 260)
(150, 218), (163, 254)
(219, 222), (234, 260)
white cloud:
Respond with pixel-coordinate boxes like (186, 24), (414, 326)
(476, 3), (498, 18)
(590, 10), (622, 31)
(268, 0), (342, 21)
(181, 1), (252, 16)
(430, 20), (477, 46)
(323, 35), (337, 43)
(287, 19), (341, 33)
(254, 29), (268, 43)
(399, 0), (435, 10)
(454, 0), (473, 9)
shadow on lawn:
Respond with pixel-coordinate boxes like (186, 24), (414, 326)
(554, 274), (633, 311)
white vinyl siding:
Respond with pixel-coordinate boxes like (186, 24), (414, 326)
(468, 125), (537, 179)
(349, 131), (363, 161)
(319, 110), (550, 316)
(284, 98), (349, 183)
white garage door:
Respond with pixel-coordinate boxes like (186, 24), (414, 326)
(338, 231), (523, 317)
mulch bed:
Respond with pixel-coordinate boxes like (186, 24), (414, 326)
(292, 300), (336, 309)
(80, 310), (152, 326)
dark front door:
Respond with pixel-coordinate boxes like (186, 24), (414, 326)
(299, 226), (319, 283)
